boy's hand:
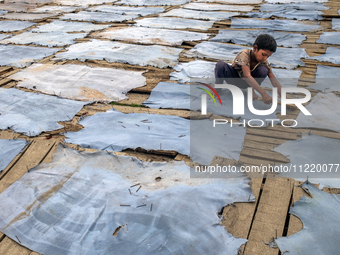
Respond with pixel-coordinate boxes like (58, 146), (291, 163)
(262, 93), (272, 105)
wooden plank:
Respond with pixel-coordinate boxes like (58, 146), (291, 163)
(241, 148), (290, 163)
(0, 78), (12, 87)
(0, 139), (55, 194)
(0, 237), (31, 255)
(0, 140), (29, 181)
(210, 156), (263, 249)
(244, 134), (289, 145)
(244, 177), (294, 255)
(246, 128), (300, 140)
(287, 181), (305, 237)
(223, 177), (263, 238)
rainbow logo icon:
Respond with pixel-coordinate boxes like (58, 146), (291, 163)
(197, 82), (223, 106)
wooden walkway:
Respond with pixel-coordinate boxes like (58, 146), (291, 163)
(1, 0), (340, 254)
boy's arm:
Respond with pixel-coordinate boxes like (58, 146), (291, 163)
(241, 65), (272, 104)
(268, 72), (282, 97)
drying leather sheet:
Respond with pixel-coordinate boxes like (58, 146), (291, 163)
(135, 17), (215, 30)
(118, 0), (190, 5)
(61, 11), (137, 22)
(88, 6), (165, 15)
(183, 41), (308, 69)
(0, 144), (254, 255)
(332, 18), (340, 30)
(65, 110), (246, 165)
(54, 0), (118, 6)
(265, 0), (327, 3)
(247, 9), (323, 20)
(308, 65), (340, 93)
(308, 47), (340, 64)
(32, 20), (110, 32)
(0, 12), (57, 20)
(0, 20), (35, 32)
(210, 29), (306, 48)
(29, 5), (79, 13)
(0, 33), (11, 40)
(0, 45), (59, 67)
(295, 93), (340, 133)
(90, 26), (209, 46)
(183, 2), (254, 12)
(197, 0), (262, 3)
(170, 60), (217, 83)
(231, 18), (321, 32)
(0, 31), (87, 47)
(159, 8), (240, 21)
(0, 139), (27, 173)
(0, 88), (86, 136)
(54, 40), (183, 68)
(316, 32), (340, 45)
(276, 182), (340, 254)
(11, 63), (146, 102)
(274, 134), (340, 184)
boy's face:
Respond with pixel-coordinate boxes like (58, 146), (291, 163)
(253, 45), (274, 63)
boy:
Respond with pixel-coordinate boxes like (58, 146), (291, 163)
(214, 34), (282, 105)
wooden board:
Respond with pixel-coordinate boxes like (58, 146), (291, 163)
(243, 177), (294, 255)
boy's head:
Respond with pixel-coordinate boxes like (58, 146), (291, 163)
(252, 34), (277, 63)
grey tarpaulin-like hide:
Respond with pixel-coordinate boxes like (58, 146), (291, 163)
(231, 18), (321, 32)
(29, 5), (79, 13)
(265, 0), (327, 3)
(0, 45), (60, 68)
(316, 32), (340, 45)
(183, 2), (254, 12)
(274, 133), (340, 187)
(88, 6), (165, 15)
(0, 139), (27, 173)
(0, 3), (37, 12)
(183, 42), (308, 69)
(54, 0), (118, 6)
(275, 182), (340, 254)
(61, 11), (137, 22)
(295, 93), (340, 133)
(169, 59), (302, 87)
(170, 59), (217, 83)
(247, 9), (323, 20)
(0, 33), (11, 40)
(0, 12), (57, 20)
(260, 2), (328, 11)
(0, 31), (87, 47)
(308, 65), (340, 93)
(32, 20), (110, 32)
(0, 145), (254, 255)
(308, 47), (340, 64)
(159, 8), (240, 21)
(54, 40), (183, 68)
(210, 29), (306, 48)
(64, 110), (246, 165)
(142, 82), (280, 124)
(90, 26), (209, 46)
(196, 0), (262, 3)
(0, 88), (87, 136)
(118, 0), (190, 5)
(135, 17), (215, 30)
(11, 63), (146, 101)
(142, 82), (191, 109)
(332, 18), (340, 30)
(0, 20), (35, 32)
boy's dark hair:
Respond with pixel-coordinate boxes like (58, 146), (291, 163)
(253, 34), (277, 52)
